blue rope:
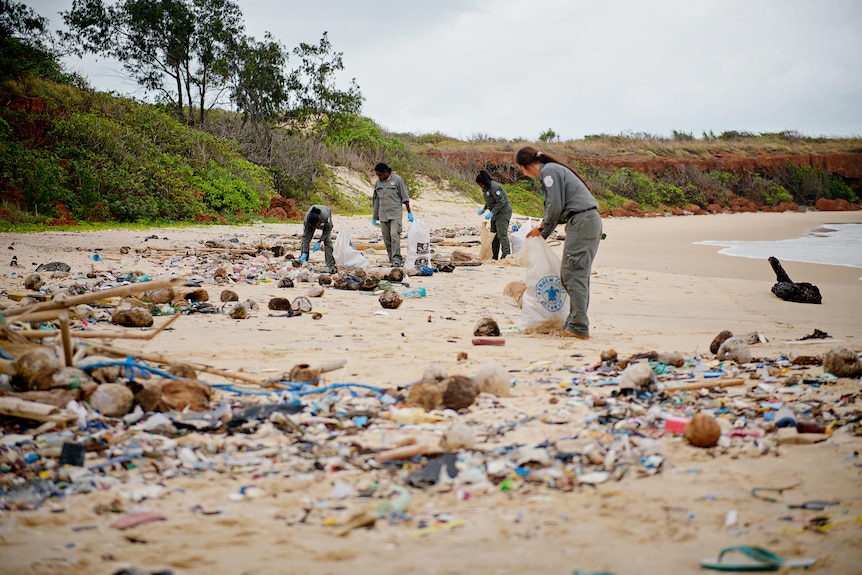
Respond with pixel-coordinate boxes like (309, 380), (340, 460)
(79, 358), (385, 397)
(209, 384), (274, 396)
(293, 382), (384, 396)
(79, 358), (180, 382)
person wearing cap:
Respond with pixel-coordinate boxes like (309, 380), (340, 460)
(299, 204), (336, 271)
(476, 169), (513, 260)
(515, 146), (602, 340)
(372, 162), (412, 267)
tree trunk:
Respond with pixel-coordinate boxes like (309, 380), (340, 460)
(185, 72), (193, 125)
(198, 69), (207, 126)
(302, 132), (326, 200)
(174, 68), (184, 120)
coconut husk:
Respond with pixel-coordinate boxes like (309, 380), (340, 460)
(158, 379), (213, 412)
(405, 382), (443, 411)
(379, 291), (402, 309)
(441, 375), (479, 410)
(112, 307), (154, 328)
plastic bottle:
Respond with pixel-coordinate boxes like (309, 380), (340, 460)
(401, 287), (426, 298)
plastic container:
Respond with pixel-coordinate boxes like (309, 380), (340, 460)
(663, 417), (690, 434)
(402, 287), (427, 298)
(775, 406), (797, 428)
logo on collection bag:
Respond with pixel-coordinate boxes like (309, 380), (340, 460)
(536, 275), (566, 312)
(415, 242), (430, 268)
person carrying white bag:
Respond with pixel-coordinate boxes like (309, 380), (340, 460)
(515, 146), (602, 339)
(518, 236), (569, 334)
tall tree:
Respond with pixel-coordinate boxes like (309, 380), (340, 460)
(62, 0), (243, 125)
(0, 0), (58, 80)
(189, 0), (243, 125)
(227, 32), (288, 159)
(286, 32), (363, 199)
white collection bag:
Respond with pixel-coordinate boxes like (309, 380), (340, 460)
(405, 218), (431, 271)
(508, 218), (532, 258)
(333, 224), (369, 268)
(518, 236), (568, 333)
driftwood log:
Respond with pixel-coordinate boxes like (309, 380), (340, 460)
(768, 256), (822, 304)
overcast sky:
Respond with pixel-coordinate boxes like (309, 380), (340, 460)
(33, 0), (862, 140)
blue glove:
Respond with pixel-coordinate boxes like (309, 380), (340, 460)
(485, 211), (493, 220)
(408, 212), (415, 223)
(372, 218), (378, 226)
(299, 253), (308, 263)
(477, 208), (486, 215)
(312, 241), (321, 252)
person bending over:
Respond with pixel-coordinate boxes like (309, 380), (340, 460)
(515, 146), (602, 340)
(476, 169), (513, 259)
(299, 204), (336, 271)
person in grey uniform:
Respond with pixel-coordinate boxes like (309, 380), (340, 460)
(515, 146), (602, 339)
(476, 169), (513, 260)
(372, 162), (413, 267)
(299, 204), (336, 270)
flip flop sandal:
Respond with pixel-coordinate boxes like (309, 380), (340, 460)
(701, 546), (816, 571)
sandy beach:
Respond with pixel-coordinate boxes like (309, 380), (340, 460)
(0, 188), (860, 575)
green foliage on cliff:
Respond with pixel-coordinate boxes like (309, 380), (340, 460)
(0, 77), (275, 224)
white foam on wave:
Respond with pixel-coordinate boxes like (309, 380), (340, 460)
(694, 223), (862, 279)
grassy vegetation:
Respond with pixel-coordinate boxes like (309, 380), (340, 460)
(405, 129), (862, 158)
(1, 76), (275, 225)
(1, 75), (860, 230)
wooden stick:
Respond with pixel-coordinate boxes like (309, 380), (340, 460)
(14, 312), (182, 340)
(5, 277), (185, 320)
(0, 396), (76, 424)
(660, 379), (745, 392)
(435, 260), (482, 267)
(373, 443), (436, 462)
(8, 310), (72, 324)
(59, 311), (73, 366)
(85, 342), (265, 386)
(352, 244), (388, 251)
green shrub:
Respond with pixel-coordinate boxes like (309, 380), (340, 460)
(504, 179), (544, 218)
(781, 161), (830, 204)
(682, 183), (708, 208)
(0, 81), (276, 223)
(657, 182), (686, 205)
(826, 178), (858, 203)
(0, 145), (69, 216)
(606, 167), (659, 206)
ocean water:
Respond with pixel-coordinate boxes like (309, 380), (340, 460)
(694, 223), (862, 275)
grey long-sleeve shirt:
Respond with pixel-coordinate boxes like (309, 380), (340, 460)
(372, 174), (410, 221)
(482, 181), (513, 216)
(303, 204), (332, 230)
(539, 163), (598, 239)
